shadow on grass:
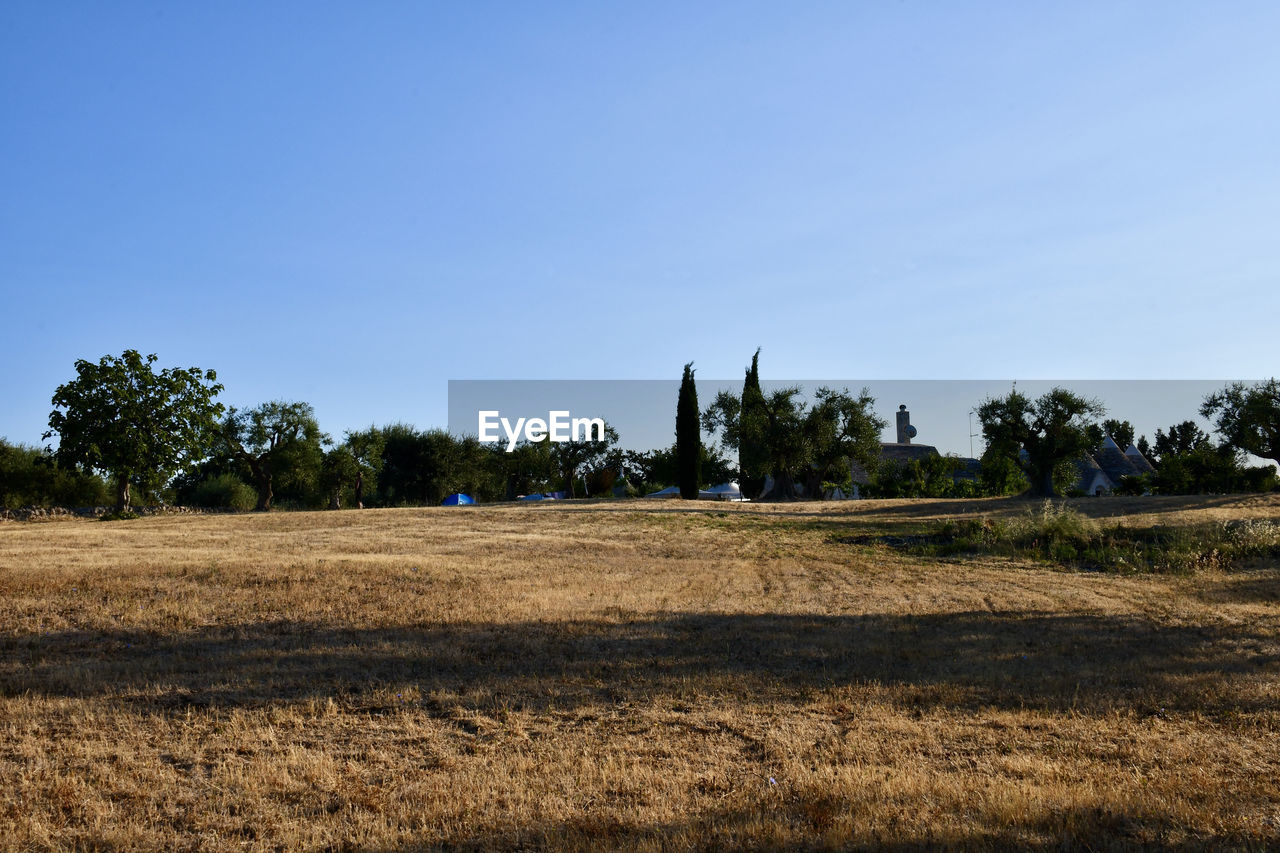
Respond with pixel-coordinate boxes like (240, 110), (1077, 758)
(4, 610), (1276, 716)
(363, 802), (1270, 852)
(1195, 569), (1280, 605)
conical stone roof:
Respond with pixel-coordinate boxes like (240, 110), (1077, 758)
(1096, 435), (1139, 482)
(1124, 444), (1156, 475)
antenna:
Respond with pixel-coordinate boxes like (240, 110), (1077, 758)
(969, 409), (980, 458)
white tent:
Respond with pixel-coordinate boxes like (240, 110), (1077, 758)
(705, 481), (747, 501)
(644, 485), (721, 499)
(644, 486), (682, 498)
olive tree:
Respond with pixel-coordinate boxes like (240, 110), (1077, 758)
(1201, 379), (1280, 468)
(977, 387), (1104, 497)
(221, 401), (328, 511)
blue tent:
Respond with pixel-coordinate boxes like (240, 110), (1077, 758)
(441, 493), (476, 506)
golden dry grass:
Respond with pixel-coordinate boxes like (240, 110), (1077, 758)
(2, 495), (1279, 850)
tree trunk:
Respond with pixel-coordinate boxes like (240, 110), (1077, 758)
(740, 475), (767, 501)
(354, 472), (365, 509)
(253, 473), (273, 511)
(760, 470), (799, 502)
(115, 478), (131, 513)
(1034, 468), (1057, 498)
(804, 470), (824, 501)
(248, 458), (272, 511)
(328, 490), (341, 510)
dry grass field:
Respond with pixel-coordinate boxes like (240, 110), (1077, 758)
(2, 495), (1279, 851)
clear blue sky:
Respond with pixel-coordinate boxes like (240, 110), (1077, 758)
(3, 2), (1277, 449)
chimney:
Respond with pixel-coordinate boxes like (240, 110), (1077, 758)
(896, 405), (915, 444)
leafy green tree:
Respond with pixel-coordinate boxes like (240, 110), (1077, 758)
(1087, 418), (1137, 455)
(374, 423), (430, 505)
(1147, 420), (1275, 494)
(321, 446), (359, 509)
(1152, 421), (1213, 463)
(221, 401), (328, 511)
(676, 362), (701, 499)
(343, 428), (384, 509)
(977, 387), (1105, 497)
(45, 350), (224, 511)
(371, 426), (505, 505)
(802, 387), (886, 499)
(1201, 379), (1280, 468)
(1103, 419), (1136, 450)
(498, 438), (554, 500)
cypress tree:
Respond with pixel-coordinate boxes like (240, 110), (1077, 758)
(739, 348), (768, 499)
(676, 362), (701, 499)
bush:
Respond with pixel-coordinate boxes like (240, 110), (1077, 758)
(918, 502), (1280, 574)
(190, 474), (256, 511)
(1114, 475), (1148, 496)
(1, 439), (110, 508)
(99, 509), (140, 521)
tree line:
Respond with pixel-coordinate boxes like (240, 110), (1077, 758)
(3, 350), (1277, 511)
(5, 350), (730, 512)
(679, 352), (1279, 501)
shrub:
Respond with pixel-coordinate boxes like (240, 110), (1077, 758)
(99, 509), (140, 521)
(917, 503), (1280, 574)
(191, 474), (256, 511)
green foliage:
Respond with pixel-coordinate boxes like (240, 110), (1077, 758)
(1152, 421), (1212, 461)
(870, 454), (965, 498)
(45, 350), (224, 511)
(375, 423), (435, 505)
(584, 466), (617, 497)
(372, 425), (509, 505)
(1148, 420), (1276, 495)
(321, 446), (359, 509)
(977, 387), (1105, 497)
(1201, 378), (1280, 467)
(1113, 474), (1148, 496)
(221, 401), (328, 510)
(1102, 418), (1135, 450)
(676, 362), (701, 499)
(498, 438), (555, 500)
(343, 428), (384, 508)
(978, 447), (1029, 496)
(624, 443), (735, 493)
(803, 387), (885, 498)
(704, 351), (885, 501)
(549, 421), (619, 497)
(0, 438), (109, 508)
(739, 349), (768, 500)
(190, 473), (256, 510)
